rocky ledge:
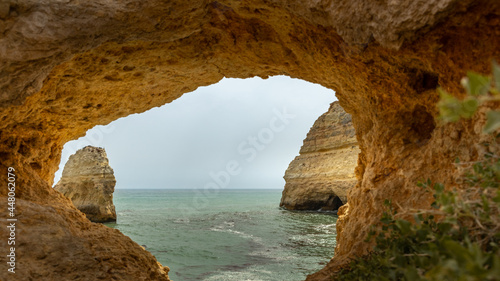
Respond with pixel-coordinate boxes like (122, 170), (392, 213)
(55, 146), (117, 223)
(280, 101), (359, 211)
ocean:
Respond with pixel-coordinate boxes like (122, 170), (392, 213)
(105, 189), (337, 281)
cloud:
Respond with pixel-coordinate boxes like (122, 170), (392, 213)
(53, 76), (336, 189)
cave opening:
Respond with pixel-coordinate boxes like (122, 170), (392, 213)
(53, 76), (347, 280)
(2, 2), (493, 280)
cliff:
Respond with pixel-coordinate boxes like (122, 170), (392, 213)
(0, 1), (498, 280)
(280, 101), (359, 211)
(54, 146), (117, 223)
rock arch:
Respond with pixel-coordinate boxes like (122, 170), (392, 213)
(0, 1), (499, 280)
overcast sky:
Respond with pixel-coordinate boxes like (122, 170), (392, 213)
(53, 76), (336, 189)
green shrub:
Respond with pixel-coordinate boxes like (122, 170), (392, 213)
(336, 63), (500, 281)
(438, 61), (500, 133)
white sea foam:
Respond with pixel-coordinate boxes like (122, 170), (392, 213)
(107, 189), (337, 281)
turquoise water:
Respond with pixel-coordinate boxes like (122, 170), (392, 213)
(106, 189), (337, 281)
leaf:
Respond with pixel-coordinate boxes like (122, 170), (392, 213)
(493, 60), (500, 92)
(483, 110), (500, 134)
(465, 71), (491, 96)
(437, 89), (462, 122)
(438, 222), (453, 234)
(460, 97), (478, 118)
(443, 240), (469, 261)
(396, 220), (412, 235)
(403, 266), (420, 281)
(434, 183), (445, 193)
(493, 191), (500, 204)
(384, 199), (392, 207)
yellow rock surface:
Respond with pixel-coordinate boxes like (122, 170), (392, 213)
(281, 101), (360, 210)
(0, 1), (498, 280)
(54, 146), (117, 223)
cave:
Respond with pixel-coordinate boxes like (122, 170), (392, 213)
(323, 196), (344, 212)
(0, 1), (499, 280)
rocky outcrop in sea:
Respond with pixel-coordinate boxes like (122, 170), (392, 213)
(280, 101), (359, 211)
(55, 146), (117, 223)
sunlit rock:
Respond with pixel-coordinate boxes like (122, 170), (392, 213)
(0, 0), (498, 280)
(281, 102), (359, 211)
(54, 146), (117, 223)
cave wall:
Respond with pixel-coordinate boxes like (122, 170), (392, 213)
(0, 0), (499, 280)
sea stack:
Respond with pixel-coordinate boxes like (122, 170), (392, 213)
(280, 101), (360, 211)
(55, 146), (117, 223)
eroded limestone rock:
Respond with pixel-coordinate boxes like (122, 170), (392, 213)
(0, 1), (498, 280)
(54, 146), (116, 223)
(280, 101), (359, 211)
